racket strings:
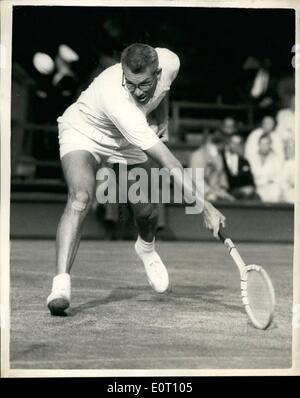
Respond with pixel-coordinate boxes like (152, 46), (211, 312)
(244, 268), (274, 328)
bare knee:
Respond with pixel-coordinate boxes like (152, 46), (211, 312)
(69, 190), (91, 213)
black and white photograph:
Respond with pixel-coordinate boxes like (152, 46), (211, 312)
(1, 0), (299, 377)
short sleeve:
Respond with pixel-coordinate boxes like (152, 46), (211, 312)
(156, 48), (180, 87)
(169, 52), (180, 83)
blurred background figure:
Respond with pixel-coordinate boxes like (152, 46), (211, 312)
(275, 94), (295, 161)
(189, 132), (234, 202)
(222, 133), (258, 200)
(32, 44), (79, 122)
(250, 58), (272, 106)
(249, 134), (282, 202)
(30, 45), (80, 177)
(52, 44), (79, 105)
(276, 75), (295, 109)
(244, 115), (284, 165)
(32, 51), (56, 123)
(216, 117), (237, 139)
(240, 56), (274, 114)
(279, 142), (295, 204)
(239, 55), (295, 123)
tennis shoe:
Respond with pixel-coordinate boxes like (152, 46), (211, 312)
(47, 273), (71, 316)
(135, 243), (169, 293)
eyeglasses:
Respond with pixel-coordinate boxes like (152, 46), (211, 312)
(122, 70), (158, 93)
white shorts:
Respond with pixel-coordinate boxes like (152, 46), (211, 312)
(58, 121), (148, 165)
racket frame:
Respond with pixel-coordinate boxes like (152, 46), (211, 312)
(218, 231), (276, 330)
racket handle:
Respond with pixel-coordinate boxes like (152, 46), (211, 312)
(218, 230), (226, 243)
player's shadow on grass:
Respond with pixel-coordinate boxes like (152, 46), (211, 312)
(170, 285), (245, 313)
(67, 287), (141, 316)
(68, 284), (244, 316)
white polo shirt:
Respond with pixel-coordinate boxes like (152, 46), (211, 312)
(58, 48), (180, 151)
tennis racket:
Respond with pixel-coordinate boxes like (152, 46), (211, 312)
(218, 230), (275, 330)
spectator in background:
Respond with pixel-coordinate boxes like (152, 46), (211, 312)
(217, 117), (237, 138)
(221, 134), (258, 200)
(250, 58), (272, 109)
(239, 57), (275, 114)
(51, 45), (80, 118)
(280, 143), (295, 204)
(190, 118), (238, 202)
(276, 75), (295, 109)
(249, 134), (282, 202)
(32, 45), (79, 122)
(189, 132), (234, 202)
(244, 115), (285, 165)
(275, 94), (295, 161)
(31, 46), (80, 170)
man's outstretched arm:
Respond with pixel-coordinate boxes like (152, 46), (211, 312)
(145, 140), (226, 238)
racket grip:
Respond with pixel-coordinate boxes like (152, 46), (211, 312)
(218, 230), (226, 242)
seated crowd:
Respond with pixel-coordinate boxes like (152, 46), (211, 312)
(189, 95), (295, 204)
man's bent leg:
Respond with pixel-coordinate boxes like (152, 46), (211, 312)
(126, 160), (169, 293)
(131, 202), (158, 242)
(48, 150), (98, 315)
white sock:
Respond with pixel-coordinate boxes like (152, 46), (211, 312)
(52, 273), (71, 292)
(135, 235), (155, 257)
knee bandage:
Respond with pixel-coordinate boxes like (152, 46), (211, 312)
(71, 199), (87, 212)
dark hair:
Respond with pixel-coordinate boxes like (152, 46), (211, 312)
(121, 43), (158, 73)
(211, 131), (225, 145)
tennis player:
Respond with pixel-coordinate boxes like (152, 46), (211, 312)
(47, 43), (226, 315)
